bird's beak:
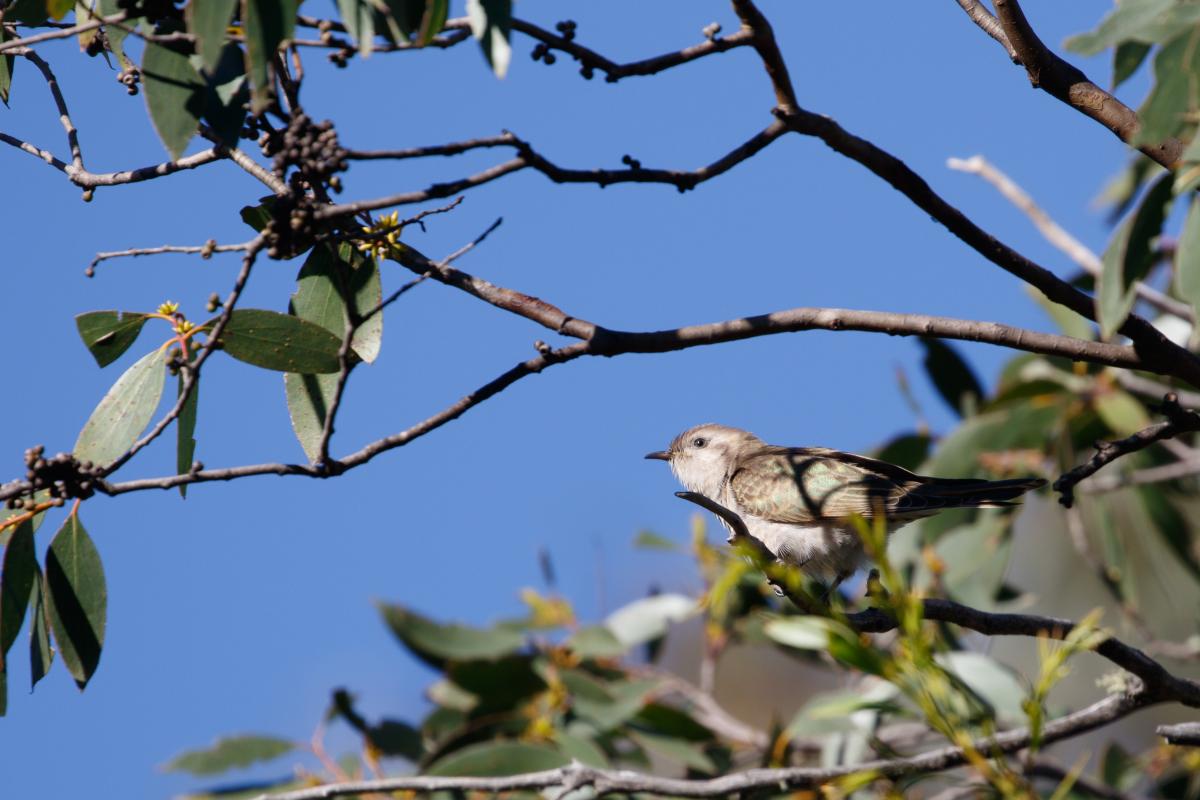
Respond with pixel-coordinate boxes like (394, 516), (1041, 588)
(644, 450), (671, 461)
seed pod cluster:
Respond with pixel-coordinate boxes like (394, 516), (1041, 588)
(13, 445), (100, 505)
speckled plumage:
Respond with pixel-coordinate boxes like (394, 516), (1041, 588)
(648, 423), (1045, 581)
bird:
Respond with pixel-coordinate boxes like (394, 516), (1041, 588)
(645, 423), (1045, 594)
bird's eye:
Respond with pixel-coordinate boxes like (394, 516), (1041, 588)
(692, 437), (707, 448)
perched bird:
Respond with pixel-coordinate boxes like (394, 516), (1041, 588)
(646, 423), (1044, 592)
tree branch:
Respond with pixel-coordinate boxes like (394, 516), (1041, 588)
(947, 154), (1192, 321)
(953, 0), (1017, 60)
(320, 122), (787, 218)
(1053, 393), (1200, 507)
(989, 0), (1184, 168)
(253, 691), (1152, 800)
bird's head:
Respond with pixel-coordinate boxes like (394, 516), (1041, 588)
(645, 424), (762, 496)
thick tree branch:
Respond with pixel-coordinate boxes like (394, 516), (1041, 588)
(1054, 393), (1200, 507)
(989, 0), (1184, 168)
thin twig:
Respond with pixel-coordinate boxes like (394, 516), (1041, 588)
(953, 0), (1017, 59)
(1054, 394), (1200, 507)
(949, 155), (1192, 321)
(88, 241), (256, 274)
(0, 12), (125, 53)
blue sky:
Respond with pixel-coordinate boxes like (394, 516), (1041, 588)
(1, 1), (1124, 795)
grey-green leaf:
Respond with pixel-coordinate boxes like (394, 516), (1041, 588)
(1177, 198), (1200, 322)
(1113, 40), (1152, 89)
(291, 244), (382, 363)
(427, 741), (568, 777)
(603, 593), (695, 648)
(75, 311), (150, 368)
(1, 521), (37, 661)
(284, 371), (336, 462)
(29, 570), (52, 689)
(1134, 27), (1200, 146)
(74, 348), (168, 467)
(567, 625), (627, 659)
(0, 26), (14, 106)
(1097, 172), (1174, 338)
(218, 309), (343, 373)
(186, 0), (239, 72)
(176, 372), (199, 498)
(44, 513), (106, 689)
(466, 0), (512, 78)
(919, 337), (983, 417)
(337, 0), (375, 55)
(164, 734), (296, 776)
(1066, 0), (1177, 56)
(142, 31), (206, 159)
(377, 603), (525, 668)
(243, 0), (297, 112)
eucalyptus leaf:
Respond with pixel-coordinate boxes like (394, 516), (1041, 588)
(186, 0), (240, 73)
(603, 593), (695, 648)
(75, 311), (150, 368)
(1097, 172), (1174, 338)
(44, 513), (106, 689)
(0, 26), (14, 106)
(567, 625), (627, 659)
(1177, 199), (1200, 323)
(74, 348), (168, 467)
(337, 0), (375, 55)
(1134, 27), (1200, 146)
(218, 309), (343, 374)
(164, 735), (296, 776)
(919, 337), (983, 418)
(142, 29), (206, 158)
(1094, 388), (1150, 436)
(243, 0), (298, 112)
(763, 616), (831, 650)
(466, 0), (512, 78)
(936, 651), (1027, 724)
(377, 602), (524, 668)
(0, 521), (37, 661)
(1113, 40), (1152, 88)
(176, 372), (199, 498)
(1067, 0), (1181, 55)
(29, 571), (52, 688)
(426, 740), (568, 777)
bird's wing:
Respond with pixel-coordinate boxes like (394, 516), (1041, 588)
(728, 447), (924, 523)
(729, 446), (1044, 523)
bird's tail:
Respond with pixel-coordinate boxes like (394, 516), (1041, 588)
(920, 476), (1046, 508)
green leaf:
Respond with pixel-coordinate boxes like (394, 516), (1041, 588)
(243, 0), (297, 112)
(634, 702), (715, 741)
(1113, 40), (1152, 88)
(97, 0), (130, 67)
(337, 0), (375, 55)
(46, 0), (72, 19)
(164, 735), (296, 776)
(925, 401), (1061, 478)
(29, 570), (52, 689)
(142, 29), (206, 159)
(919, 338), (983, 417)
(566, 625), (627, 659)
(75, 311), (150, 368)
(934, 515), (1014, 609)
(1066, 0), (1182, 55)
(466, 0), (512, 78)
(936, 651), (1027, 725)
(74, 348), (167, 467)
(449, 655), (546, 713)
(194, 43), (249, 147)
(2, 0), (49, 25)
(186, 0), (239, 73)
(1101, 742), (1141, 791)
(1097, 172), (1174, 338)
(282, 242), (382, 457)
(0, 521), (37, 662)
(367, 720), (422, 760)
(176, 372), (199, 498)
(239, 197), (277, 231)
(628, 730), (717, 773)
(1177, 198), (1200, 322)
(218, 309), (343, 373)
(1134, 27), (1200, 146)
(377, 603), (524, 668)
(872, 432), (931, 472)
(1028, 286), (1094, 341)
(44, 513), (105, 689)
(1139, 487), (1200, 583)
(0, 26), (14, 106)
(426, 741), (568, 777)
(553, 730), (609, 768)
(1093, 388), (1150, 436)
(603, 593), (695, 648)
(283, 372), (336, 462)
(763, 616), (832, 650)
(632, 530), (679, 551)
(563, 673), (658, 730)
